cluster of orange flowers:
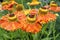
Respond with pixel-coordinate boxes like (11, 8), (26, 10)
(0, 0), (59, 33)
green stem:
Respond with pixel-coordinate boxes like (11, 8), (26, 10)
(21, 0), (25, 11)
(32, 33), (38, 40)
(10, 31), (13, 40)
(53, 21), (56, 40)
(4, 36), (7, 40)
(28, 5), (31, 9)
(40, 24), (48, 39)
(46, 22), (53, 40)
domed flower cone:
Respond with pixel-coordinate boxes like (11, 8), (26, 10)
(27, 0), (41, 6)
(39, 7), (49, 15)
(0, 14), (21, 31)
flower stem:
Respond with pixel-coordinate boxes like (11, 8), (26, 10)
(53, 21), (56, 40)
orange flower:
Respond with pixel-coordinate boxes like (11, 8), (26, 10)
(44, 1), (60, 12)
(44, 6), (60, 12)
(2, 1), (17, 10)
(36, 7), (57, 24)
(0, 14), (21, 31)
(18, 18), (42, 33)
(14, 10), (42, 33)
(49, 1), (60, 12)
(36, 12), (56, 24)
(2, 4), (13, 10)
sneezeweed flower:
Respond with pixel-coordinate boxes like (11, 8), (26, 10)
(49, 1), (60, 12)
(2, 0), (17, 11)
(44, 1), (60, 12)
(50, 1), (57, 7)
(2, 1), (9, 10)
(36, 7), (57, 24)
(26, 13), (42, 33)
(27, 0), (41, 6)
(14, 9), (42, 33)
(0, 14), (21, 31)
(19, 14), (42, 33)
(49, 1), (57, 11)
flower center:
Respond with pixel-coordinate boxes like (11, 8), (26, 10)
(8, 14), (17, 21)
(27, 14), (36, 22)
(29, 14), (35, 18)
(9, 14), (15, 17)
(41, 7), (46, 9)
